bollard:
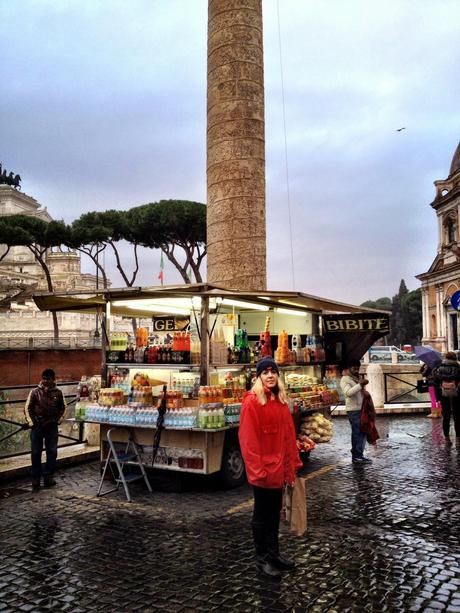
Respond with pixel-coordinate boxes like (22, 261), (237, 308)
(366, 362), (384, 409)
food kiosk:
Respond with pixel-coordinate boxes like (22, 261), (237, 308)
(34, 284), (388, 487)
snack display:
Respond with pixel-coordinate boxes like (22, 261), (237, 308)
(300, 412), (333, 443)
(98, 388), (126, 407)
(296, 433), (316, 453)
(285, 373), (320, 388)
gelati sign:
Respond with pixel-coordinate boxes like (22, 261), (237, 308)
(152, 316), (190, 332)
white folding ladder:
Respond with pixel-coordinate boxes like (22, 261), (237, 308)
(97, 427), (152, 502)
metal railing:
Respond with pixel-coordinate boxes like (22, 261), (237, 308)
(383, 371), (429, 404)
(0, 335), (102, 350)
(0, 381), (86, 459)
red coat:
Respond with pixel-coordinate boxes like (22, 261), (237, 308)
(239, 391), (302, 488)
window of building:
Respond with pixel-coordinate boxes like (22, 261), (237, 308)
(431, 314), (437, 337)
(446, 216), (456, 244)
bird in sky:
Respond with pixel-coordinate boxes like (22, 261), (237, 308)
(396, 127), (406, 132)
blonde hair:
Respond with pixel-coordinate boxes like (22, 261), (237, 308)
(252, 374), (288, 406)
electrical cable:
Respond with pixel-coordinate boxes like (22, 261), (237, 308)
(276, 0), (296, 290)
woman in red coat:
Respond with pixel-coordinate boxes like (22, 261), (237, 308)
(239, 357), (302, 580)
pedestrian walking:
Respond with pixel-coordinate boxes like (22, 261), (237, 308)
(420, 363), (441, 418)
(340, 359), (372, 464)
(24, 368), (66, 490)
(432, 351), (460, 445)
(238, 357), (302, 580)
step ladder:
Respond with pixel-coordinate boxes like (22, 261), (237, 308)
(97, 427), (152, 502)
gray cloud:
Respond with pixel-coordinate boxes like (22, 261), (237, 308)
(1, 0), (459, 304)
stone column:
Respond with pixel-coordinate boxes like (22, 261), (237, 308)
(421, 287), (429, 341)
(207, 0), (266, 290)
(435, 285), (443, 337)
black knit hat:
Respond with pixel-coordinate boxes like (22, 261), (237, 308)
(256, 357), (280, 377)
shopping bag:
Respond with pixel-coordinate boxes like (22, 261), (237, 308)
(290, 477), (307, 536)
(281, 484), (292, 524)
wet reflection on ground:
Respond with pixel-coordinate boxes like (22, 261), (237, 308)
(0, 415), (459, 611)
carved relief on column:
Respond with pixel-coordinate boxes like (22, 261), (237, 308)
(207, 0), (266, 291)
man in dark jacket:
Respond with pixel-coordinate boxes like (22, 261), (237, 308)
(24, 369), (66, 489)
(432, 352), (460, 445)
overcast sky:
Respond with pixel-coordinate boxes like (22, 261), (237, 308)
(1, 0), (459, 305)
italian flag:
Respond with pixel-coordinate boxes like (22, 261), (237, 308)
(158, 252), (165, 286)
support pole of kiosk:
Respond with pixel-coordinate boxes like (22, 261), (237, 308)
(200, 295), (209, 386)
(152, 384), (167, 467)
(101, 300), (111, 387)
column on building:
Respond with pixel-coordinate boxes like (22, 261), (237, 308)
(435, 284), (446, 340)
(421, 287), (429, 341)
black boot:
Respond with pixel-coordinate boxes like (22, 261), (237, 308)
(267, 529), (296, 571)
(44, 476), (57, 488)
(256, 556), (282, 580)
(252, 522), (281, 580)
(270, 554), (296, 571)
(32, 477), (41, 491)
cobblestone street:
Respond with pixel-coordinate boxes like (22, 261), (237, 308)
(1, 415), (459, 612)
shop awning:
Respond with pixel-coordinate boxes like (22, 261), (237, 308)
(33, 283), (389, 316)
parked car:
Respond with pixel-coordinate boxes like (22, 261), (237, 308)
(368, 345), (417, 362)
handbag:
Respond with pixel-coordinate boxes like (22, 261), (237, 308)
(416, 379), (429, 393)
(441, 380), (458, 397)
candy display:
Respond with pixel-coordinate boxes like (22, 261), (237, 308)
(275, 330), (295, 365)
(135, 327), (149, 348)
(259, 316), (273, 357)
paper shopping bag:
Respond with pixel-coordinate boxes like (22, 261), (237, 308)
(281, 484), (292, 524)
(290, 477), (307, 536)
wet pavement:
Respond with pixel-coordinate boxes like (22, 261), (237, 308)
(0, 415), (459, 612)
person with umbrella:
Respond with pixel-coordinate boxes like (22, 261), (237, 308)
(432, 351), (460, 445)
(415, 346), (442, 418)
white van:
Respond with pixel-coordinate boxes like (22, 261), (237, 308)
(369, 346), (415, 362)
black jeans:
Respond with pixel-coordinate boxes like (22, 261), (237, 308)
(440, 396), (460, 438)
(30, 423), (59, 479)
(251, 486), (283, 558)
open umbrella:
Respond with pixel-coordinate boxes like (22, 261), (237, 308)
(414, 345), (442, 369)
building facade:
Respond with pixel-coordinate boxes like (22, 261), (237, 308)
(417, 142), (460, 352)
(0, 184), (100, 347)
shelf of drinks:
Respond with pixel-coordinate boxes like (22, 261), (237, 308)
(107, 362), (325, 369)
(107, 363), (200, 370)
(70, 418), (237, 433)
(210, 362), (325, 369)
(279, 362), (325, 369)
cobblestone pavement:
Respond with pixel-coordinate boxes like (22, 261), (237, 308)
(0, 415), (459, 612)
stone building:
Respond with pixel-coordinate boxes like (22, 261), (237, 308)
(0, 184), (99, 347)
(417, 142), (460, 351)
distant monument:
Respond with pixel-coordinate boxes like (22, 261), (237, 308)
(0, 163), (21, 190)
